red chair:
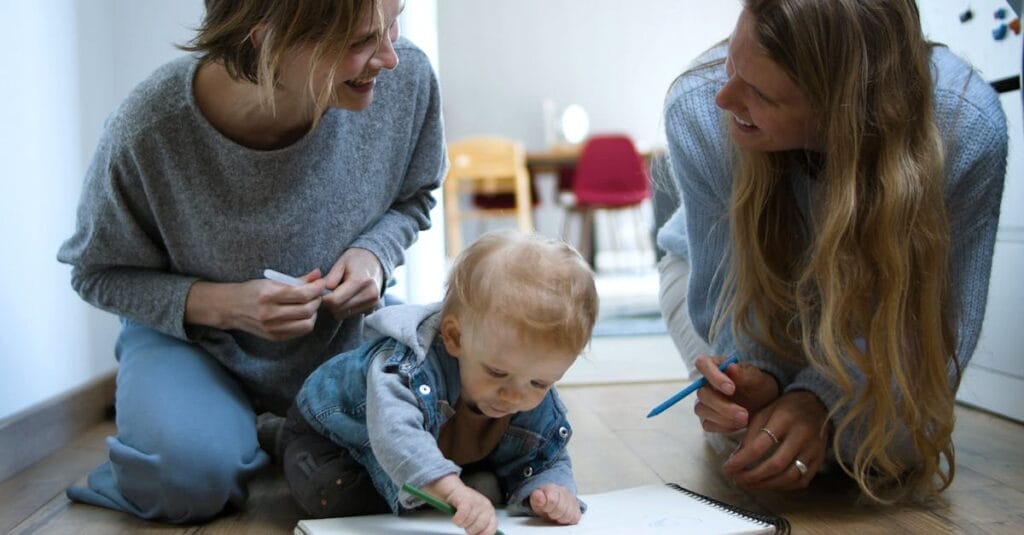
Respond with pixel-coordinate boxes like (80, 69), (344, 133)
(561, 134), (652, 269)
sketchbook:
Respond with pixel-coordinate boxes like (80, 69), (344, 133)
(294, 483), (788, 534)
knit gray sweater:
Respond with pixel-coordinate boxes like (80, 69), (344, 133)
(57, 38), (446, 413)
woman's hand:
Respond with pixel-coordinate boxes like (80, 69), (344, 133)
(693, 354), (780, 433)
(529, 484), (582, 525)
(425, 474), (498, 535)
(722, 390), (829, 490)
(322, 248), (384, 321)
(185, 269), (327, 341)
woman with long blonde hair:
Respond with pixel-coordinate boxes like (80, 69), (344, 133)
(656, 0), (1007, 503)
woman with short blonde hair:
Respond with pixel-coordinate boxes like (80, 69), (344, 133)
(58, 0), (445, 522)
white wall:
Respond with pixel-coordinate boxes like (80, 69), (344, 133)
(0, 0), (203, 421)
(437, 0), (744, 151)
(391, 0), (448, 305)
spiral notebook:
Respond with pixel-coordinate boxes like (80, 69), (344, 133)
(294, 483), (789, 534)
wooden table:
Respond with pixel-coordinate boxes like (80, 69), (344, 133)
(526, 144), (583, 175)
(526, 143), (661, 175)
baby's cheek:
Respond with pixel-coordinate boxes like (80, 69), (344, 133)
(524, 398), (546, 412)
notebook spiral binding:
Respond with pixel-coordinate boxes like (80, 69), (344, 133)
(667, 483), (791, 534)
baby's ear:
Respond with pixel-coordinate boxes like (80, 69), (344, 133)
(440, 315), (463, 358)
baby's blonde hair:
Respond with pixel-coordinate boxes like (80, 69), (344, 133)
(442, 231), (598, 356)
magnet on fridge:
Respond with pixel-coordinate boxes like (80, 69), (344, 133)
(1010, 18), (1021, 35)
(992, 23), (1008, 40)
(960, 8), (974, 22)
(995, 8), (1007, 20)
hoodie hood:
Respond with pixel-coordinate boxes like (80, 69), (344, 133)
(364, 302), (444, 361)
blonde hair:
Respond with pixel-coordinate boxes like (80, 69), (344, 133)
(180, 0), (387, 121)
(720, 0), (956, 503)
(442, 231), (599, 356)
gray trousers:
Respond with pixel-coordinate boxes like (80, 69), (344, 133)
(65, 319), (269, 523)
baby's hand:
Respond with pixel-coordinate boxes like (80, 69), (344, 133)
(529, 484), (582, 525)
(448, 485), (498, 535)
(426, 474), (498, 535)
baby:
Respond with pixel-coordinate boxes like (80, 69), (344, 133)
(279, 230), (599, 535)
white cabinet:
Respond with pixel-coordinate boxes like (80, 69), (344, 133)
(957, 91), (1024, 422)
(958, 236), (1024, 421)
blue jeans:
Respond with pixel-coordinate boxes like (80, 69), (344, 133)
(66, 319), (269, 523)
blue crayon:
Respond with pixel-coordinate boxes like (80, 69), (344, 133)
(646, 355), (739, 418)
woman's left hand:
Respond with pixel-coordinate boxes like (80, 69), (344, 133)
(722, 390), (829, 490)
(322, 248), (384, 321)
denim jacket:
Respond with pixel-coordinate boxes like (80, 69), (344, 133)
(294, 303), (580, 515)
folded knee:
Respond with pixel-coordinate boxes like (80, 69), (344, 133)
(109, 437), (266, 522)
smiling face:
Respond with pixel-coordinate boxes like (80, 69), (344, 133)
(276, 0), (403, 112)
(714, 10), (820, 152)
(440, 315), (577, 418)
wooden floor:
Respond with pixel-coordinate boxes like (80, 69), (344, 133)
(3, 381), (1023, 534)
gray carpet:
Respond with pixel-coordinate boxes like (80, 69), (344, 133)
(592, 312), (668, 337)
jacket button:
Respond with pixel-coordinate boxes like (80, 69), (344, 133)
(522, 466), (533, 477)
(418, 384), (431, 395)
(558, 426), (570, 439)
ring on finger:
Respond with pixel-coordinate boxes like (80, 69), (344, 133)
(794, 458), (809, 475)
(759, 426), (781, 445)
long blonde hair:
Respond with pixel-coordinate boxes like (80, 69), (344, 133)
(723, 0), (956, 503)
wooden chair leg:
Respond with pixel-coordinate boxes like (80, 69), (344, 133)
(514, 171), (534, 233)
(609, 209), (625, 272)
(633, 204), (653, 269)
(444, 182), (462, 259)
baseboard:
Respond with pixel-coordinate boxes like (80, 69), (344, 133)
(956, 364), (1024, 423)
(0, 372), (116, 482)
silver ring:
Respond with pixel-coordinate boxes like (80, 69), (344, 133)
(794, 459), (809, 475)
(759, 427), (781, 445)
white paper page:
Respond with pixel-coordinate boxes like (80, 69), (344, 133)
(295, 484), (775, 535)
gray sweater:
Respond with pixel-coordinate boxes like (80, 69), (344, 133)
(57, 38), (446, 413)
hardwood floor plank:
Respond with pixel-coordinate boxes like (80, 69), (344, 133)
(0, 422), (114, 534)
(936, 484), (1024, 534)
(558, 386), (664, 493)
(952, 406), (1024, 488)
